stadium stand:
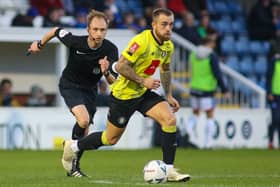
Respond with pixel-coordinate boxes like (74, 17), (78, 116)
(208, 0), (271, 100)
(0, 0), (270, 108)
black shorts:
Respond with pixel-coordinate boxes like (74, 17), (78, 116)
(59, 78), (97, 123)
(108, 90), (165, 128)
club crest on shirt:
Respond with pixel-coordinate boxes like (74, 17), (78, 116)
(92, 67), (101, 74)
(118, 117), (127, 125)
(59, 29), (69, 38)
(161, 51), (167, 57)
(127, 42), (139, 56)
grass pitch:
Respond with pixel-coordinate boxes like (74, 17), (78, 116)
(0, 148), (279, 187)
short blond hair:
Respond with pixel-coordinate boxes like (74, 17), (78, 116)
(152, 8), (173, 21)
(87, 9), (109, 27)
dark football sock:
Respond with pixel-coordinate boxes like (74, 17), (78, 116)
(72, 122), (86, 165)
(78, 132), (103, 151)
(72, 122), (86, 140)
(161, 131), (177, 165)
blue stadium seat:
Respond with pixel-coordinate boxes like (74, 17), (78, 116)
(262, 41), (271, 54)
(235, 39), (249, 56)
(220, 15), (232, 22)
(226, 55), (239, 71)
(207, 0), (216, 15)
(254, 55), (267, 76)
(227, 1), (242, 15)
(217, 20), (233, 34)
(239, 56), (254, 75)
(238, 34), (249, 43)
(210, 20), (218, 29)
(214, 1), (229, 15)
(223, 34), (235, 42)
(249, 41), (263, 55)
(258, 75), (266, 89)
(232, 19), (246, 34)
(221, 38), (236, 55)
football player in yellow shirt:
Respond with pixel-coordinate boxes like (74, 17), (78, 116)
(62, 8), (190, 182)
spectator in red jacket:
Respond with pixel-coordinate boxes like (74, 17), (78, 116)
(30, 0), (64, 16)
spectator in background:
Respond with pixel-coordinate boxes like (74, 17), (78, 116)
(26, 84), (49, 107)
(142, 0), (167, 26)
(0, 78), (20, 107)
(186, 37), (229, 148)
(73, 8), (87, 28)
(167, 0), (188, 18)
(117, 12), (138, 32)
(94, 0), (119, 14)
(183, 0), (207, 19)
(197, 13), (217, 39)
(266, 37), (280, 149)
(96, 80), (109, 106)
(11, 7), (39, 27)
(175, 12), (201, 45)
(104, 7), (117, 28)
(272, 3), (280, 36)
(73, 0), (94, 12)
(248, 0), (276, 41)
(62, 0), (75, 16)
(197, 13), (221, 54)
(30, 0), (64, 16)
(43, 7), (67, 27)
(135, 17), (148, 33)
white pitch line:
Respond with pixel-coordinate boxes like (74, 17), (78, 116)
(89, 180), (172, 186)
(193, 174), (280, 179)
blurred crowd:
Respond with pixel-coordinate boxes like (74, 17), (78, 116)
(1, 0), (210, 34)
(3, 0), (280, 50)
(0, 77), (53, 107)
(2, 0), (280, 108)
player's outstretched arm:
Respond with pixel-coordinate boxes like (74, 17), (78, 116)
(116, 56), (160, 89)
(27, 27), (59, 55)
(160, 63), (180, 112)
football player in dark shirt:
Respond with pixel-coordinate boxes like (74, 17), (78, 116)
(28, 9), (118, 177)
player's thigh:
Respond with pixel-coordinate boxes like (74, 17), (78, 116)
(146, 101), (176, 126)
(104, 120), (126, 144)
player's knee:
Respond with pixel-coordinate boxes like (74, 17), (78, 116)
(107, 137), (119, 145)
(163, 115), (176, 126)
(160, 116), (177, 133)
(77, 118), (90, 128)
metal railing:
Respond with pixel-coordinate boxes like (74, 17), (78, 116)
(171, 33), (266, 108)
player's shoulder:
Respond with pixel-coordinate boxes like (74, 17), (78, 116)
(131, 30), (151, 43)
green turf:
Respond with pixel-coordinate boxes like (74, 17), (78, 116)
(0, 148), (279, 187)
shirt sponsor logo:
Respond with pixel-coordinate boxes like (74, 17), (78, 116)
(59, 29), (69, 38)
(76, 50), (88, 55)
(127, 42), (139, 56)
(144, 60), (160, 75)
